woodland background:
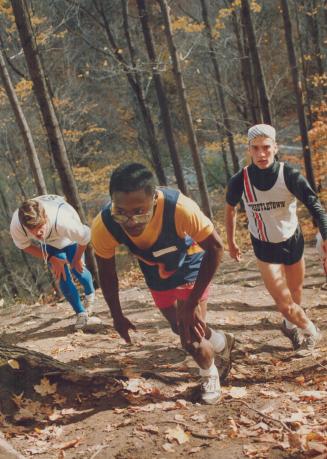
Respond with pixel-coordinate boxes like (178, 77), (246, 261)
(0, 0), (326, 303)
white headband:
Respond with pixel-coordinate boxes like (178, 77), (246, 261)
(248, 124), (276, 142)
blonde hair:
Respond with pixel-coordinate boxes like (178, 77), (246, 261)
(18, 199), (47, 229)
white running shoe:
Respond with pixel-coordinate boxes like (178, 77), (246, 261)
(200, 375), (221, 405)
(84, 292), (95, 315)
(296, 328), (322, 357)
(75, 312), (102, 330)
(215, 332), (235, 381)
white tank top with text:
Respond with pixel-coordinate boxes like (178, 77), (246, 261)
(242, 163), (298, 243)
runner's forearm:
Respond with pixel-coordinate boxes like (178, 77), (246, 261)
(95, 255), (124, 320)
(23, 245), (45, 260)
(225, 204), (237, 245)
(71, 244), (87, 265)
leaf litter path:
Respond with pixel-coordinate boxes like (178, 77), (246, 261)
(1, 245), (327, 459)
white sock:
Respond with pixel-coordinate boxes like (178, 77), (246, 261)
(85, 292), (95, 302)
(208, 329), (226, 353)
(284, 318), (297, 330)
(304, 320), (318, 337)
(199, 360), (218, 377)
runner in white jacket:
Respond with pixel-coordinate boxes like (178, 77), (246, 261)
(10, 195), (101, 330)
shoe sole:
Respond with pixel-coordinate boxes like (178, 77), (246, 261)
(201, 394), (221, 405)
(215, 333), (235, 382)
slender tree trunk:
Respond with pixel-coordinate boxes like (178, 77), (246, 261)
(200, 0), (240, 175)
(0, 48), (47, 195)
(294, 1), (314, 128)
(11, 0), (99, 284)
(280, 0), (316, 191)
(158, 0), (212, 217)
(240, 0), (272, 124)
(121, 0), (167, 185)
(136, 0), (188, 195)
(93, 0), (167, 186)
(5, 146), (27, 198)
(204, 72), (232, 183)
(0, 240), (19, 296)
(306, 0), (325, 77)
(231, 9), (259, 124)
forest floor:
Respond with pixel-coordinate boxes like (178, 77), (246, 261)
(1, 242), (327, 459)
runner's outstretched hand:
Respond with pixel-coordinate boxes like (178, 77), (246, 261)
(113, 316), (136, 344)
(49, 256), (67, 281)
(229, 242), (242, 262)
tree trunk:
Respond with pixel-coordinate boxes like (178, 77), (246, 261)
(294, 1), (314, 128)
(0, 48), (47, 195)
(136, 0), (188, 195)
(306, 0), (325, 78)
(204, 78), (232, 183)
(280, 0), (317, 191)
(0, 241), (19, 296)
(93, 0), (167, 186)
(240, 0), (272, 124)
(0, 339), (123, 413)
(200, 0), (240, 175)
(231, 9), (259, 125)
(11, 0), (99, 284)
(158, 0), (212, 217)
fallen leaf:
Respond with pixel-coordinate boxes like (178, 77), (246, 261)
(190, 413), (206, 423)
(300, 390), (326, 401)
(34, 378), (57, 396)
(56, 438), (82, 450)
(306, 432), (326, 442)
(307, 441), (327, 454)
(162, 442), (175, 452)
(288, 432), (307, 450)
(11, 392), (24, 407)
(259, 389), (279, 398)
(7, 359), (20, 369)
(14, 407), (34, 421)
(228, 386), (247, 398)
(165, 425), (189, 444)
(227, 418), (238, 438)
(141, 424), (159, 434)
(49, 409), (62, 421)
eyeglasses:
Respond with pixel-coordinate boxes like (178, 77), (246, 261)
(111, 210), (153, 225)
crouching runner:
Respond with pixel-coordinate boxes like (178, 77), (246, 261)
(91, 163), (234, 404)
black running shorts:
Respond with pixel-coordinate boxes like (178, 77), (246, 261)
(251, 226), (304, 265)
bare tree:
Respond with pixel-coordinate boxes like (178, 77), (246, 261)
(240, 0), (272, 124)
(200, 0), (240, 175)
(0, 47), (47, 195)
(280, 0), (316, 191)
(231, 8), (259, 124)
(136, 0), (188, 195)
(158, 0), (212, 217)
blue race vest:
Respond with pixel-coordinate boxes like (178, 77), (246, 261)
(101, 188), (204, 290)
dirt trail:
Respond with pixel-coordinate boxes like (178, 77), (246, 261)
(0, 245), (327, 459)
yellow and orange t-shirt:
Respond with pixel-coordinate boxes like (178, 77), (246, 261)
(91, 190), (214, 259)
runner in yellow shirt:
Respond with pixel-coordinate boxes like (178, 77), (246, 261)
(92, 163), (234, 404)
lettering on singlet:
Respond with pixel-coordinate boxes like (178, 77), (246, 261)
(247, 201), (286, 212)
